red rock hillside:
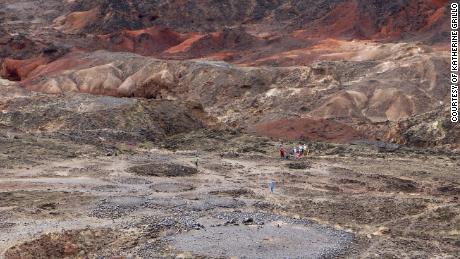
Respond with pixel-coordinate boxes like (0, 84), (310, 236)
(0, 0), (456, 147)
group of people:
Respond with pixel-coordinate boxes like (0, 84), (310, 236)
(279, 144), (308, 160)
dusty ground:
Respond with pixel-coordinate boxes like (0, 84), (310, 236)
(0, 129), (459, 258)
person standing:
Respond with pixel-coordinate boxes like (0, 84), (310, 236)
(269, 180), (276, 193)
(295, 152), (300, 160)
(279, 146), (285, 159)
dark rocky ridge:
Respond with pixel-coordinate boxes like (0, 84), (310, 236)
(64, 0), (449, 42)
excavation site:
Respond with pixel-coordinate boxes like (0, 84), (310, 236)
(0, 0), (459, 258)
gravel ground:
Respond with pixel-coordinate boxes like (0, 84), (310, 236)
(168, 211), (353, 259)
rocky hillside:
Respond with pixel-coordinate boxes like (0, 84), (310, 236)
(0, 81), (208, 151)
(0, 0), (456, 148)
(58, 0), (449, 40)
(0, 0), (449, 62)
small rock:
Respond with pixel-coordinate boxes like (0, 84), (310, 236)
(373, 226), (391, 235)
(242, 217), (255, 225)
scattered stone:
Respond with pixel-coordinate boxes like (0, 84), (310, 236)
(224, 218), (238, 226)
(242, 217), (254, 225)
(128, 163), (198, 177)
(286, 161), (311, 170)
(150, 182), (195, 193)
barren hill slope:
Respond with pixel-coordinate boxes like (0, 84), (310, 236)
(0, 0), (456, 148)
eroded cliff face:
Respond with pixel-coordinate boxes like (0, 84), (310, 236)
(0, 0), (456, 147)
(15, 46), (447, 122)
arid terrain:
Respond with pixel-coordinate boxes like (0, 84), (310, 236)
(0, 0), (459, 258)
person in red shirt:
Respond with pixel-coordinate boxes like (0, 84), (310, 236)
(279, 146), (285, 159)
